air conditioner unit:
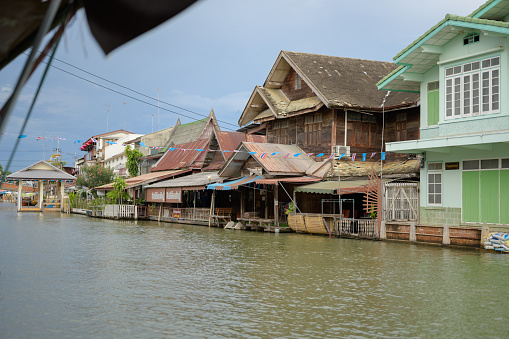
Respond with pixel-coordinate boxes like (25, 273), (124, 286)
(334, 145), (350, 156)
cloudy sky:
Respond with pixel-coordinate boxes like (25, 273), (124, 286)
(0, 0), (483, 171)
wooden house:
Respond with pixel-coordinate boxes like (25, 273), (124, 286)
(238, 51), (420, 159)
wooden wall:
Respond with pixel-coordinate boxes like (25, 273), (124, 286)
(281, 68), (315, 101)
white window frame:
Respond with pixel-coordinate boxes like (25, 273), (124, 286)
(445, 56), (500, 120)
(427, 162), (443, 206)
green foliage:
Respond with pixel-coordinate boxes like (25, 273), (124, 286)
(75, 164), (114, 192)
(124, 145), (144, 177)
(0, 163), (12, 177)
(106, 177), (130, 204)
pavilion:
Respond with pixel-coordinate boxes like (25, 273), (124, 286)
(6, 160), (75, 212)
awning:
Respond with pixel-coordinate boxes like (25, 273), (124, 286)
(294, 180), (371, 194)
(255, 176), (321, 185)
(207, 176), (262, 190)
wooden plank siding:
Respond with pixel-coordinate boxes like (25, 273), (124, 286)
(266, 105), (420, 158)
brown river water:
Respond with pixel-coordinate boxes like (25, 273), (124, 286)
(0, 203), (508, 338)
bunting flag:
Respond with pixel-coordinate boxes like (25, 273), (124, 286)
(222, 150), (230, 153)
(248, 152), (256, 155)
(18, 135), (27, 138)
(352, 153), (356, 161)
(381, 152), (386, 160)
(74, 140), (83, 144)
(362, 153), (366, 161)
(271, 152), (279, 156)
(195, 149), (204, 152)
(37, 137), (44, 141)
(338, 154), (344, 161)
(259, 153), (267, 158)
(139, 141), (146, 147)
(106, 141), (117, 145)
(305, 153), (313, 157)
(90, 137), (97, 142)
(284, 153), (290, 159)
(328, 153), (335, 160)
(370, 152), (376, 159)
(316, 153), (325, 157)
(293, 153), (303, 157)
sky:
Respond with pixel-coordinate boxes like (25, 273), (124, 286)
(0, 0), (485, 172)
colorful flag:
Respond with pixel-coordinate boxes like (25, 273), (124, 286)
(338, 154), (344, 161)
(381, 152), (386, 160)
(352, 153), (356, 161)
(260, 153), (267, 158)
(294, 153), (303, 157)
(139, 142), (146, 147)
(248, 152), (256, 155)
(37, 137), (44, 141)
(305, 153), (313, 157)
(90, 137), (97, 143)
(362, 153), (366, 161)
(169, 147), (178, 151)
(284, 153), (290, 159)
(195, 149), (204, 152)
(222, 150), (231, 153)
(271, 152), (279, 156)
(370, 152), (376, 159)
(328, 153), (335, 160)
(316, 153), (325, 157)
(18, 135), (27, 138)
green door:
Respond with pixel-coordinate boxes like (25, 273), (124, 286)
(500, 170), (509, 224)
(480, 171), (499, 224)
(462, 171), (479, 222)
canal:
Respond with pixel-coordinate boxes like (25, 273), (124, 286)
(0, 203), (508, 338)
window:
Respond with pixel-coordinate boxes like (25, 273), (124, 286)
(273, 120), (289, 144)
(445, 56), (500, 119)
(295, 73), (301, 90)
(305, 114), (322, 145)
(463, 33), (480, 45)
(346, 112), (378, 146)
(427, 81), (439, 125)
(395, 112), (407, 141)
(428, 162), (442, 206)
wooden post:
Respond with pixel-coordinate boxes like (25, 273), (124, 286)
(60, 180), (64, 212)
(240, 189), (245, 218)
(331, 108), (336, 151)
(274, 184), (279, 229)
(409, 222), (416, 242)
(380, 220), (386, 239)
(442, 224), (450, 245)
(158, 202), (162, 222)
(17, 179), (22, 211)
(209, 190), (215, 227)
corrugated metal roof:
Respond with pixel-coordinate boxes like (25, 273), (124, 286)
(255, 176), (321, 185)
(150, 139), (210, 172)
(294, 180), (370, 194)
(7, 160), (75, 180)
(95, 169), (189, 190)
(215, 131), (266, 155)
(147, 171), (220, 189)
(243, 142), (315, 175)
(207, 176), (262, 190)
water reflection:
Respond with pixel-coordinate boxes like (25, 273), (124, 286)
(0, 203), (508, 338)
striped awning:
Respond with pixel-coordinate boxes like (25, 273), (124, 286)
(207, 176), (262, 190)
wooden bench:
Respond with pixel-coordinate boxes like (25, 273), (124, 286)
(209, 208), (232, 226)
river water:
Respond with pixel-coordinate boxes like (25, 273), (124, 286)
(0, 203), (508, 338)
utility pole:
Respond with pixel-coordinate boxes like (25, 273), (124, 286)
(122, 102), (129, 130)
(105, 104), (110, 132)
(155, 88), (162, 131)
(151, 114), (155, 133)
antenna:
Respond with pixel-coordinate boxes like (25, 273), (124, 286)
(151, 114), (155, 133)
(122, 102), (129, 130)
(105, 104), (110, 132)
(155, 88), (162, 131)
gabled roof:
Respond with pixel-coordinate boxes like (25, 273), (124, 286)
(378, 0), (509, 92)
(218, 142), (330, 178)
(146, 171), (221, 189)
(7, 160), (75, 180)
(164, 109), (219, 147)
(239, 51), (419, 126)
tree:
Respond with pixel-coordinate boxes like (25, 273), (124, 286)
(0, 163), (12, 177)
(75, 164), (114, 193)
(125, 145), (144, 177)
(106, 177), (130, 204)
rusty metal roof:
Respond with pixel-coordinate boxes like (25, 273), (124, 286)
(255, 176), (321, 185)
(215, 131), (266, 156)
(150, 139), (210, 172)
(219, 142), (317, 177)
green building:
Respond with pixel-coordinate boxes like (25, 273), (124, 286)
(378, 0), (509, 232)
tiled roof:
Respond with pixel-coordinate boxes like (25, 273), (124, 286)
(283, 51), (419, 109)
(333, 159), (420, 177)
(95, 169), (188, 190)
(7, 161), (75, 180)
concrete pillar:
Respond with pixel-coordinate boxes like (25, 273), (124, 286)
(274, 185), (279, 228)
(60, 180), (64, 211)
(17, 179), (22, 211)
(442, 224), (450, 245)
(380, 221), (386, 239)
(481, 225), (490, 244)
(409, 222), (416, 242)
(38, 180), (44, 209)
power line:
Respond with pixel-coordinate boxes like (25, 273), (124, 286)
(25, 52), (241, 130)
